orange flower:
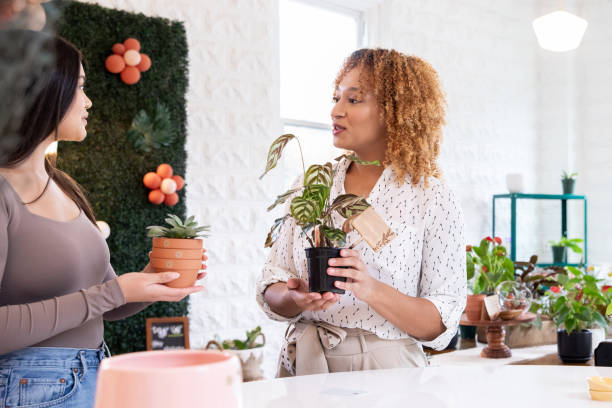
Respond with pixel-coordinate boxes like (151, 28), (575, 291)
(466, 245), (472, 252)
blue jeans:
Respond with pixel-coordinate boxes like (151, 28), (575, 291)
(0, 343), (108, 408)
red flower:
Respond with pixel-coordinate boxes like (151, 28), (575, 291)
(550, 286), (561, 293)
(485, 237), (494, 243)
(494, 237), (502, 245)
(576, 289), (584, 301)
(603, 285), (612, 293)
(482, 265), (487, 273)
(466, 245), (472, 252)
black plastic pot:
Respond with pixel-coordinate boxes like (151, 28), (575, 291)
(557, 329), (592, 363)
(305, 247), (346, 294)
(562, 178), (575, 195)
(551, 245), (567, 264)
(459, 324), (477, 339)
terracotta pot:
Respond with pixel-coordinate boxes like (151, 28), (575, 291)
(153, 237), (203, 249)
(150, 238), (203, 288)
(150, 247), (202, 260)
(465, 294), (486, 321)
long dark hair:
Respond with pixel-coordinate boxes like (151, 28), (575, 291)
(0, 30), (96, 226)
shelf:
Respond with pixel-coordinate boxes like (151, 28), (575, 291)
(492, 193), (587, 265)
(536, 263), (584, 268)
(493, 193), (586, 200)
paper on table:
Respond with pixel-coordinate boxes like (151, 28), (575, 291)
(345, 207), (395, 252)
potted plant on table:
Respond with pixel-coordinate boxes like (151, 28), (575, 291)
(206, 326), (266, 382)
(465, 237), (516, 321)
(533, 266), (611, 363)
(561, 170), (578, 195)
(260, 134), (380, 293)
(147, 214), (210, 288)
(548, 236), (583, 265)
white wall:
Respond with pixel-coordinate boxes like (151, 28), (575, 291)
(366, 0), (540, 257)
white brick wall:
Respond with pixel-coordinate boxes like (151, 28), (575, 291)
(366, 0), (540, 257)
(81, 0), (611, 379)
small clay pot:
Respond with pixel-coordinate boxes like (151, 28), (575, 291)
(150, 238), (203, 288)
(465, 294), (486, 321)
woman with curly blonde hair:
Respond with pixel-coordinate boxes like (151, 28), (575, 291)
(257, 48), (466, 376)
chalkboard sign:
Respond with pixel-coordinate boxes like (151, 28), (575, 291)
(146, 317), (190, 350)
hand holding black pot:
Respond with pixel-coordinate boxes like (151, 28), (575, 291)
(327, 248), (378, 302)
(287, 277), (341, 312)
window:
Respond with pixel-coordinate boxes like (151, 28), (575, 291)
(279, 0), (363, 178)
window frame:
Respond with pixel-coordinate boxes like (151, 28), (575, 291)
(279, 0), (366, 132)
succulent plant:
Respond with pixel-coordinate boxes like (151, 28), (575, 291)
(260, 134), (380, 248)
(146, 214), (210, 239)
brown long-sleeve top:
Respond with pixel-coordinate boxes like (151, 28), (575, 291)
(0, 175), (149, 354)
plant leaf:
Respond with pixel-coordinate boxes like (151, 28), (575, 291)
(319, 225), (347, 247)
(267, 187), (302, 212)
(335, 153), (381, 166)
(260, 134), (296, 179)
(302, 184), (329, 214)
(264, 215), (289, 248)
(304, 163), (333, 187)
(290, 197), (318, 225)
(329, 194), (370, 218)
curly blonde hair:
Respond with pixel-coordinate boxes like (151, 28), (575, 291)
(334, 48), (446, 186)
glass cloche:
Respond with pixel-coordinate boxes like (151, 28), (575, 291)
(495, 281), (532, 320)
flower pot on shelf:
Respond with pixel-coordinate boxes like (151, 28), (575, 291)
(551, 245), (567, 264)
(465, 294), (486, 321)
(562, 178), (575, 194)
(557, 329), (592, 363)
(305, 247), (346, 294)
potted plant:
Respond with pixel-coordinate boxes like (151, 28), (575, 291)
(465, 237), (515, 321)
(260, 134), (380, 293)
(147, 214), (210, 288)
(206, 326), (266, 382)
(548, 236), (583, 264)
(561, 170), (578, 194)
(533, 266), (611, 363)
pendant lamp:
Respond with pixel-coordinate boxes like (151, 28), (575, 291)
(532, 1), (588, 52)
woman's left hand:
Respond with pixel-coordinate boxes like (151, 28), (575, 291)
(327, 248), (378, 303)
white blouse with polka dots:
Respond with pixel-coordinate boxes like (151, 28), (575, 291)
(256, 157), (466, 350)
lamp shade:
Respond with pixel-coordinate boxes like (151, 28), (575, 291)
(532, 10), (588, 52)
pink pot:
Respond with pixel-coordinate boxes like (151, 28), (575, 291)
(94, 350), (242, 408)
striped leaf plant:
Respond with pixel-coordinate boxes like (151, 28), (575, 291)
(260, 134), (380, 248)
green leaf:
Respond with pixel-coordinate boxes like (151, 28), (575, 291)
(567, 266), (582, 277)
(557, 274), (569, 285)
(329, 194), (370, 218)
(606, 303), (612, 316)
(302, 184), (330, 214)
(267, 187), (302, 212)
(125, 103), (176, 152)
(290, 197), (318, 225)
(304, 163), (333, 187)
(335, 153), (381, 166)
(592, 311), (608, 328)
(264, 215), (289, 248)
(564, 317), (577, 334)
(319, 225), (347, 247)
(466, 253), (475, 280)
(260, 134), (296, 179)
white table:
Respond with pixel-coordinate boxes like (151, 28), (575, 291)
(242, 365), (612, 407)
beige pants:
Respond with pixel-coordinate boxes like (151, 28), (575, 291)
(277, 321), (428, 377)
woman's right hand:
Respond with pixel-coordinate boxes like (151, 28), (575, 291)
(286, 278), (340, 312)
(116, 271), (203, 303)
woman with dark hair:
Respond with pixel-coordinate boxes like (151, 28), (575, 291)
(257, 49), (466, 376)
(0, 31), (205, 406)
